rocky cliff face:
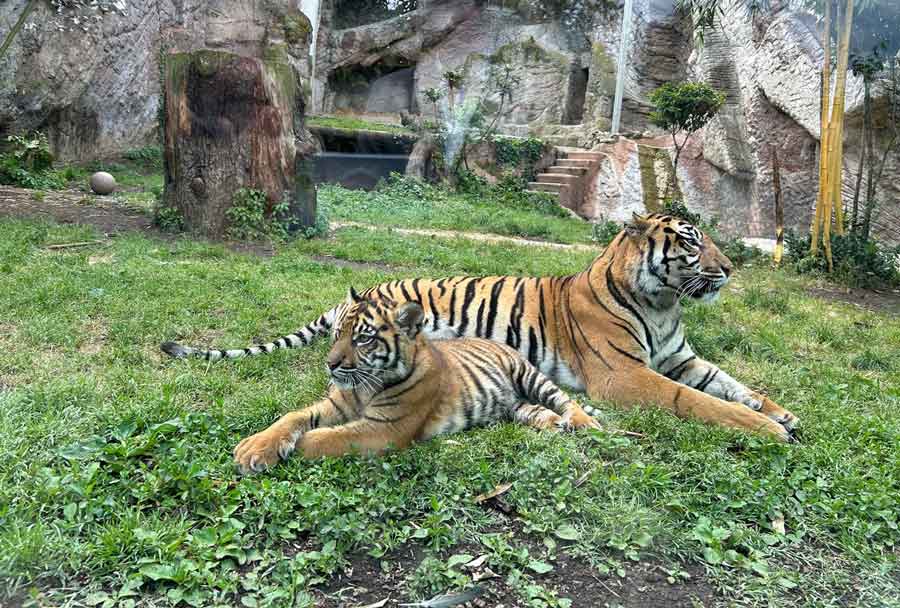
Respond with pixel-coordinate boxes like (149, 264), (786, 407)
(0, 0), (311, 161)
(1, 0), (897, 242)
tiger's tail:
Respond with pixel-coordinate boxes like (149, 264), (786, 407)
(160, 306), (341, 362)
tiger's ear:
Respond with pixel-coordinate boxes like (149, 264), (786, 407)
(625, 213), (652, 240)
(346, 286), (363, 304)
(395, 302), (424, 339)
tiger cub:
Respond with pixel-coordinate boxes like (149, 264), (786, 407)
(233, 289), (600, 473)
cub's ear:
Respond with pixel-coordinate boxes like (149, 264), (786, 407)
(625, 212), (652, 240)
(346, 286), (363, 304)
(395, 302), (425, 338)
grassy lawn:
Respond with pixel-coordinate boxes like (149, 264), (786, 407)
(307, 115), (415, 135)
(1, 217), (899, 607)
(319, 178), (595, 245)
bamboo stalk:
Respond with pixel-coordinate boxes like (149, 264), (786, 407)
(772, 147), (785, 266)
(828, 0), (855, 238)
(810, 0), (831, 256)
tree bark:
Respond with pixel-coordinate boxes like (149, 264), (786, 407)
(161, 49), (315, 239)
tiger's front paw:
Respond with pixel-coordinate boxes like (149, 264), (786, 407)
(233, 427), (299, 474)
(559, 405), (603, 432)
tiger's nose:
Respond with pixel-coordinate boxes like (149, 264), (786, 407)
(326, 354), (343, 371)
(721, 263), (732, 277)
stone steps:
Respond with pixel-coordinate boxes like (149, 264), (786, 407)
(527, 181), (571, 194)
(529, 148), (608, 216)
(565, 151), (605, 161)
(555, 158), (594, 168)
(536, 173), (580, 185)
(548, 166), (588, 176)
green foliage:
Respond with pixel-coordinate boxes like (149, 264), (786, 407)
(0, 132), (65, 189)
(493, 137), (545, 168)
(332, 0), (417, 29)
(307, 115), (413, 135)
(591, 217), (622, 246)
(154, 206), (184, 233)
(2, 217), (900, 605)
(318, 173), (590, 244)
(123, 146), (163, 170)
(785, 230), (900, 288)
(442, 69), (465, 91)
(297, 205), (330, 240)
(649, 81), (726, 136)
(424, 87), (443, 104)
(226, 189), (290, 241)
(224, 189), (327, 241)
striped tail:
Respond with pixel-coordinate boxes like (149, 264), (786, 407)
(160, 308), (339, 362)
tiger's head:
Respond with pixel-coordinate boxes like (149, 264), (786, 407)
(326, 288), (425, 390)
(624, 212), (733, 303)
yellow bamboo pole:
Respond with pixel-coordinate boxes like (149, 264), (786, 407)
(828, 0), (855, 238)
(772, 147), (785, 266)
(811, 0), (831, 256)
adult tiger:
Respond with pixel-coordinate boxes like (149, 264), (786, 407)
(162, 213), (798, 441)
(233, 294), (600, 473)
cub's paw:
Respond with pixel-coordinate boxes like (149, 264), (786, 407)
(233, 428), (299, 474)
(559, 405), (603, 432)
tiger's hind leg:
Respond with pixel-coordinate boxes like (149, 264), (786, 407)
(507, 355), (602, 431)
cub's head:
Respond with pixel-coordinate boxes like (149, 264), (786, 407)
(326, 288), (425, 390)
(624, 212), (733, 303)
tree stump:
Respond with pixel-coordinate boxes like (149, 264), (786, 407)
(161, 49), (316, 238)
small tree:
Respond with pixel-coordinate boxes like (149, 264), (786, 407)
(648, 81), (726, 197)
(424, 87), (443, 120)
(443, 69), (465, 112)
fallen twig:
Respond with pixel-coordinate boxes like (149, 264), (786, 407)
(45, 240), (105, 250)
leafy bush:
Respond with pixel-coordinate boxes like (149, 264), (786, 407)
(493, 137), (545, 167)
(225, 188), (328, 241)
(226, 189), (289, 240)
(154, 206), (184, 233)
(0, 133), (66, 190)
(123, 146), (163, 169)
(785, 230), (900, 287)
(592, 217), (622, 245)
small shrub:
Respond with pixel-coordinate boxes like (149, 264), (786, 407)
(225, 188), (327, 241)
(592, 217), (622, 245)
(785, 230), (900, 288)
(297, 205), (330, 240)
(0, 133), (65, 190)
(154, 206), (184, 233)
(493, 136), (545, 167)
(226, 188), (280, 240)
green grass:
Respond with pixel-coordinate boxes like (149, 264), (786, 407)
(307, 115), (415, 135)
(1, 218), (899, 607)
(319, 176), (595, 245)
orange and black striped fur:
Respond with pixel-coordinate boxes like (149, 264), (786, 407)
(232, 293), (599, 472)
(165, 213), (798, 442)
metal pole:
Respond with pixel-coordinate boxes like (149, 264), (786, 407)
(611, 0), (634, 134)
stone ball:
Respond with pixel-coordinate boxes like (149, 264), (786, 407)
(89, 171), (116, 195)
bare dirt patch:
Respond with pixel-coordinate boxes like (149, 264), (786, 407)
(807, 282), (900, 316)
(313, 533), (718, 608)
(0, 185), (275, 257)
